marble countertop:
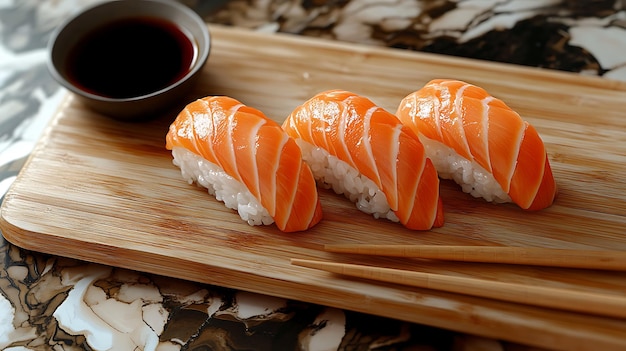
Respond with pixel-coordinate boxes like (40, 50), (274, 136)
(1, 1), (625, 350)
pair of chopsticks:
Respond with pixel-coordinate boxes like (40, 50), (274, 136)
(290, 244), (626, 319)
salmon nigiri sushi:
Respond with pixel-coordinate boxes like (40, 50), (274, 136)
(396, 79), (557, 210)
(166, 96), (323, 232)
(282, 90), (444, 230)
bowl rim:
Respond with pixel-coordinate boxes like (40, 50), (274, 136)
(47, 0), (211, 103)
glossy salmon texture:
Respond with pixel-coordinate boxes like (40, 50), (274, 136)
(396, 79), (557, 210)
(166, 96), (323, 232)
(282, 90), (444, 230)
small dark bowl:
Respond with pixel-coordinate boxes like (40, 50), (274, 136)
(47, 0), (210, 121)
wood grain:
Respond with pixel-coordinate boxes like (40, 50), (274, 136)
(323, 244), (626, 270)
(291, 258), (626, 318)
(2, 25), (626, 350)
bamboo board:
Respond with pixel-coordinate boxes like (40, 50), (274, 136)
(2, 25), (626, 350)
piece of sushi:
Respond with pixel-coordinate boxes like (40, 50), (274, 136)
(282, 90), (444, 230)
(396, 79), (557, 210)
(166, 96), (323, 232)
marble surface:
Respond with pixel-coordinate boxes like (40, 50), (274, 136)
(1, 0), (625, 350)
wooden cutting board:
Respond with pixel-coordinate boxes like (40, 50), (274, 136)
(2, 25), (626, 350)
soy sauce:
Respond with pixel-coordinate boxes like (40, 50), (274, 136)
(66, 17), (196, 99)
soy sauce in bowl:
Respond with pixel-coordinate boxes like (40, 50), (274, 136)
(48, 0), (211, 121)
(67, 17), (197, 99)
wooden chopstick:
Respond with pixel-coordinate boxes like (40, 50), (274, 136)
(290, 258), (626, 319)
(323, 244), (626, 271)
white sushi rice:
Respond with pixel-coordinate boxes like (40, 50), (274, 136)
(419, 137), (511, 203)
(171, 147), (274, 226)
(296, 139), (400, 223)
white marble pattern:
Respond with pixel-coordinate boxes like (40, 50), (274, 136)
(53, 266), (116, 350)
(0, 291), (16, 349)
(210, 0), (626, 81)
(303, 308), (346, 351)
(569, 25), (626, 70)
